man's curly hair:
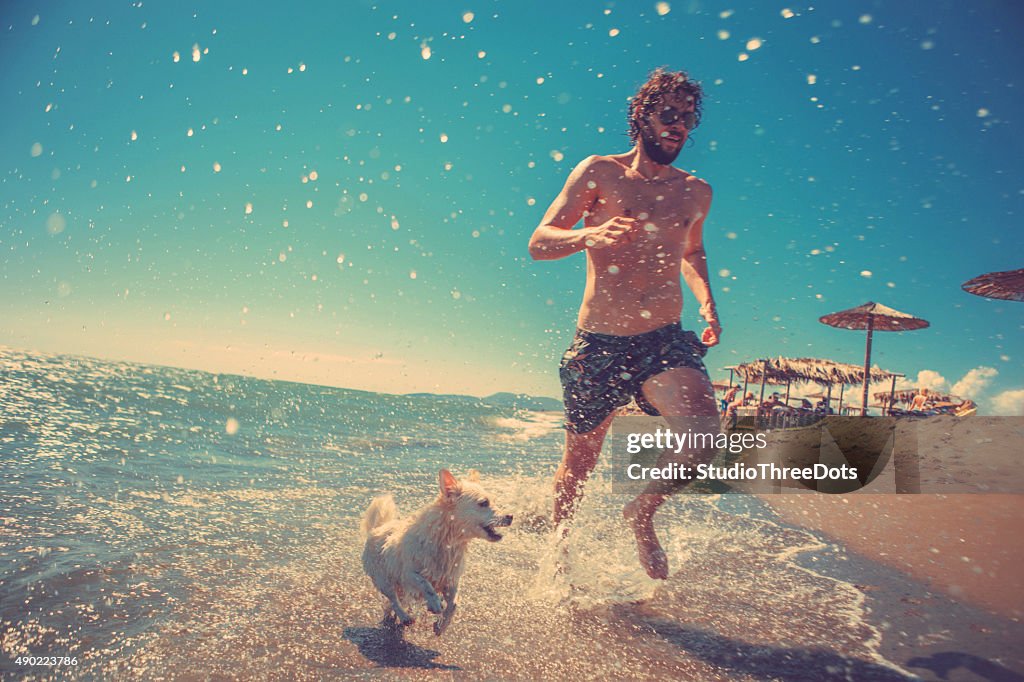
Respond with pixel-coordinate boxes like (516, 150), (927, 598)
(628, 67), (704, 144)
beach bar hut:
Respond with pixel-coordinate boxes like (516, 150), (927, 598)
(732, 357), (902, 419)
(819, 302), (929, 416)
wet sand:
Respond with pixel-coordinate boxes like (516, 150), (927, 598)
(756, 415), (1024, 619)
(764, 494), (1024, 620)
(112, 479), (1023, 682)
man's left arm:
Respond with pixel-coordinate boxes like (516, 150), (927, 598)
(680, 184), (721, 347)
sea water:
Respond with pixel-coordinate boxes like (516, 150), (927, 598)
(1, 348), (912, 680)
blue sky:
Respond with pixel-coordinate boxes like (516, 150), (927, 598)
(1, 1), (1021, 412)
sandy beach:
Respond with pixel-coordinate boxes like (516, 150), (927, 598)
(753, 415), (1024, 618)
(764, 493), (1024, 620)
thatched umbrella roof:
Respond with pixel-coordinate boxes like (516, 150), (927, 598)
(962, 268), (1024, 302)
(733, 357), (899, 386)
(819, 301), (929, 415)
(873, 389), (957, 405)
(819, 301), (930, 331)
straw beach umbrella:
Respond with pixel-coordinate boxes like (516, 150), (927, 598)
(962, 268), (1024, 302)
(819, 302), (929, 416)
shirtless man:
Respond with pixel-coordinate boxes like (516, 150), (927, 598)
(909, 388), (931, 412)
(528, 68), (722, 579)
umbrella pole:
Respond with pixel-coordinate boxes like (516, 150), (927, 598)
(862, 314), (874, 416)
(729, 368), (735, 387)
(826, 383), (832, 414)
(888, 374), (897, 416)
(785, 380), (792, 404)
(757, 359), (768, 425)
(838, 383), (845, 414)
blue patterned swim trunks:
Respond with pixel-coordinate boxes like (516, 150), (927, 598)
(559, 322), (709, 434)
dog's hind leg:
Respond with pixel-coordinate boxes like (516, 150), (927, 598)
(407, 571), (443, 614)
(379, 586), (414, 626)
(433, 583), (458, 637)
(381, 598), (399, 628)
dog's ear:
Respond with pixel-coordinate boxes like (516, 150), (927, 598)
(439, 469), (460, 498)
(466, 469), (480, 483)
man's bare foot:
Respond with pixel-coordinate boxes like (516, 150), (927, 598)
(623, 499), (669, 580)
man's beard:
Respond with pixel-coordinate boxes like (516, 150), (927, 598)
(640, 131), (682, 165)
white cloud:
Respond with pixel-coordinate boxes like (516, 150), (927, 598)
(990, 389), (1024, 416)
(951, 366), (998, 399)
(896, 369), (948, 392)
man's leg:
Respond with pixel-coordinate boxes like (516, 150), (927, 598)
(554, 414), (615, 527)
(625, 367), (719, 579)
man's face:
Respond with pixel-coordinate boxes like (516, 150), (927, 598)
(639, 93), (696, 165)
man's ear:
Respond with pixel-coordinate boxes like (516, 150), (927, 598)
(466, 469), (480, 483)
(439, 469), (460, 498)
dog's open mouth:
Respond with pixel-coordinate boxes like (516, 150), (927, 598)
(482, 514), (513, 542)
(482, 524), (503, 541)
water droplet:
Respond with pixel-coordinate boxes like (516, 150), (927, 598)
(46, 213), (66, 235)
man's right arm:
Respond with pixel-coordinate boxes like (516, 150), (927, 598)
(528, 157), (600, 261)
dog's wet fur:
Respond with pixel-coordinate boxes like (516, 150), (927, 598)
(361, 469), (513, 636)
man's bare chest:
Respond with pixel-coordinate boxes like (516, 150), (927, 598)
(595, 176), (701, 230)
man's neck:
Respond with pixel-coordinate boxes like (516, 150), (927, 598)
(627, 146), (673, 181)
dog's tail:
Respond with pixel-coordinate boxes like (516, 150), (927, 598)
(360, 494), (398, 538)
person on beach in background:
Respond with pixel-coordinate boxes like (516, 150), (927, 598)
(910, 388), (931, 412)
(721, 385), (740, 413)
(528, 68), (721, 580)
(722, 387), (747, 428)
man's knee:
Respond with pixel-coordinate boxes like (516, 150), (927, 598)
(643, 368), (717, 415)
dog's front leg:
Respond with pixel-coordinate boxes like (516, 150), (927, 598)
(433, 583), (458, 637)
(407, 571), (443, 614)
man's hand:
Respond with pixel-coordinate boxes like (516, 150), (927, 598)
(582, 216), (639, 249)
(699, 303), (722, 347)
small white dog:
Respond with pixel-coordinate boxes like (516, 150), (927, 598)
(361, 469), (513, 636)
